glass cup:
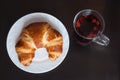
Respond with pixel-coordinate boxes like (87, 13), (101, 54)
(73, 9), (109, 46)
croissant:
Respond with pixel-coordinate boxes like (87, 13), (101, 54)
(15, 22), (63, 66)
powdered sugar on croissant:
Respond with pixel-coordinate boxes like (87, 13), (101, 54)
(15, 22), (63, 66)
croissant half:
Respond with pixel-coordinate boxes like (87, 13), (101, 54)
(15, 22), (63, 66)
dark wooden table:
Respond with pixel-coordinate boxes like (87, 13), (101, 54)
(0, 0), (120, 80)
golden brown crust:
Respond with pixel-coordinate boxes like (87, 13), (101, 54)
(18, 53), (34, 66)
(15, 22), (63, 66)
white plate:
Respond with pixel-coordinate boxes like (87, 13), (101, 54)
(6, 13), (69, 74)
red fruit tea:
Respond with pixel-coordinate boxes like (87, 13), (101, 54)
(73, 9), (109, 46)
(75, 14), (102, 39)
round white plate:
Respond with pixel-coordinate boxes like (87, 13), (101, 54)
(6, 13), (69, 74)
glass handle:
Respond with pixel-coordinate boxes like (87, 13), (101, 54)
(93, 34), (110, 46)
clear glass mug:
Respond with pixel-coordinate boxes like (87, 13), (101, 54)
(73, 9), (110, 46)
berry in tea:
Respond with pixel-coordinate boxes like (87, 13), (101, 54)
(75, 14), (102, 38)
